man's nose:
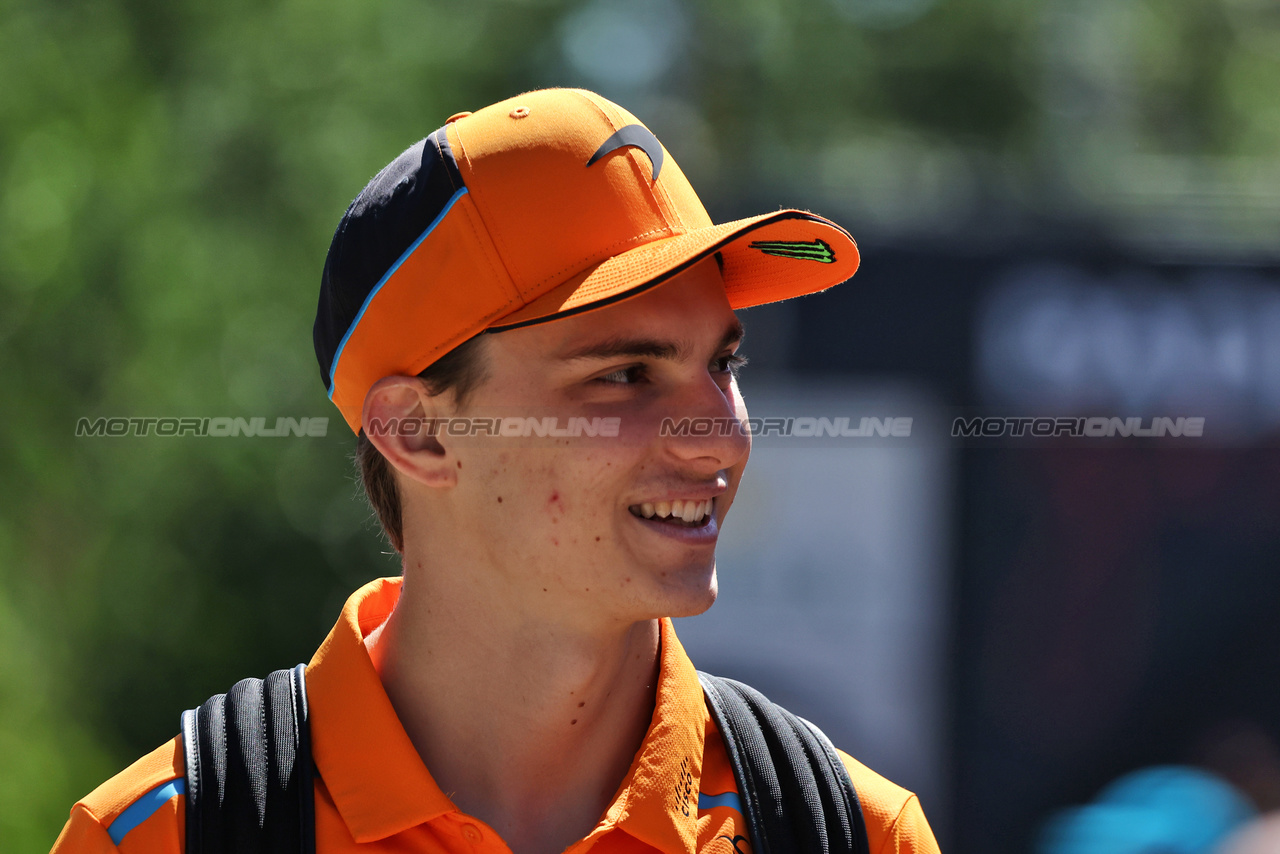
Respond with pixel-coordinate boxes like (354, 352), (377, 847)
(660, 375), (751, 472)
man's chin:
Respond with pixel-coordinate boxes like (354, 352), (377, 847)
(655, 560), (718, 619)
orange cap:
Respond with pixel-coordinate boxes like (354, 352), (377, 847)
(315, 88), (858, 432)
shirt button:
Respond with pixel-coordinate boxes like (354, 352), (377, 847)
(462, 823), (483, 844)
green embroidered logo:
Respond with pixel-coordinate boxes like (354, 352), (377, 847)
(748, 238), (836, 263)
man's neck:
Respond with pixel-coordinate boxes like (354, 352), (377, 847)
(364, 568), (661, 854)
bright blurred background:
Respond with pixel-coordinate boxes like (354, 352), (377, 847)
(4, 0), (1280, 851)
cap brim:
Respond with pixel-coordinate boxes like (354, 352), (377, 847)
(486, 210), (859, 331)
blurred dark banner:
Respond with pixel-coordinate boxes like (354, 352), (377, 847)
(779, 239), (1280, 852)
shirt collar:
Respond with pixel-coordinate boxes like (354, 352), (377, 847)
(306, 577), (707, 851)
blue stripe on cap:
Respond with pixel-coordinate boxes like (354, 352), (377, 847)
(698, 791), (743, 812)
(106, 778), (186, 844)
(327, 186), (470, 399)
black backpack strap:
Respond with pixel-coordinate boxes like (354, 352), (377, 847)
(180, 664), (315, 854)
(699, 672), (870, 854)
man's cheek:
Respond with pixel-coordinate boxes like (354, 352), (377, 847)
(589, 403), (655, 447)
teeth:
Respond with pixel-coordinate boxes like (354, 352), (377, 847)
(632, 498), (713, 522)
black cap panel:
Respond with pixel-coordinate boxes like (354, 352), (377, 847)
(314, 127), (463, 392)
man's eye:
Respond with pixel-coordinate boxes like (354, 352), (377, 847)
(714, 354), (749, 377)
(597, 365), (647, 385)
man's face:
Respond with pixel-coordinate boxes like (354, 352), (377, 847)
(441, 257), (751, 629)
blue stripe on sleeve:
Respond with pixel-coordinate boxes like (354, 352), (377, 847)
(106, 778), (186, 845)
(698, 791), (744, 813)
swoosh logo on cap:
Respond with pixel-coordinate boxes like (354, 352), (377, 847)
(748, 239), (836, 263)
(587, 125), (664, 181)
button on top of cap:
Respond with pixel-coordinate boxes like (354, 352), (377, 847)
(509, 106), (530, 119)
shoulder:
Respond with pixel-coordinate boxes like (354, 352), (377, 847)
(51, 737), (185, 854)
(835, 749), (940, 854)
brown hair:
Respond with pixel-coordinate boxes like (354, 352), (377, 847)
(356, 335), (489, 552)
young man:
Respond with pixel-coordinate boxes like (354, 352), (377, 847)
(52, 89), (940, 854)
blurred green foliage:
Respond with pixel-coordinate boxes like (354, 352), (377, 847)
(2, 0), (1279, 848)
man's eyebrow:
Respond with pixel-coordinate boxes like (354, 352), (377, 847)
(718, 319), (746, 351)
(559, 319), (744, 362)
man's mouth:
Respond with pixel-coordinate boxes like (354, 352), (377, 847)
(627, 498), (714, 528)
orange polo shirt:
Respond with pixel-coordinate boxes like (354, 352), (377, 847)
(52, 577), (939, 854)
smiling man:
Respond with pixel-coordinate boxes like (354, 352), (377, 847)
(52, 89), (940, 854)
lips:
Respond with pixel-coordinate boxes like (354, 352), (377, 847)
(627, 498), (714, 527)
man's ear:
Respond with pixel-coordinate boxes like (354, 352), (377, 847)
(361, 375), (458, 489)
